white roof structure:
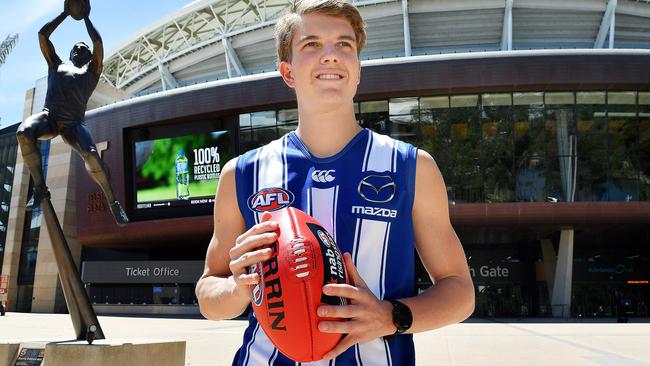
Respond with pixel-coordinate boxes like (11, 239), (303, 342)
(102, 0), (650, 96)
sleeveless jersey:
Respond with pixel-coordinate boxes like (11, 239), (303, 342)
(234, 129), (418, 366)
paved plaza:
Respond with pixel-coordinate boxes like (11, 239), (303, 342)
(1, 313), (649, 365)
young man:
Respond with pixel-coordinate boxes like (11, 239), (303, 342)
(196, 1), (475, 365)
(16, 5), (128, 227)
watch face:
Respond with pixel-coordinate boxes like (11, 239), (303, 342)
(392, 300), (413, 334)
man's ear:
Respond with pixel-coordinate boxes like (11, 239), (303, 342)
(279, 61), (296, 89)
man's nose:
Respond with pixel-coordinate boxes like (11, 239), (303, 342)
(320, 44), (340, 64)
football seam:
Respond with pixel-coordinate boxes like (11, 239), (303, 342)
(303, 280), (316, 360)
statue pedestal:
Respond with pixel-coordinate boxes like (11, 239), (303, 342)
(1, 340), (185, 366)
(0, 344), (19, 366)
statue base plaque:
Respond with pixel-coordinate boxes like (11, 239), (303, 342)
(2, 340), (185, 366)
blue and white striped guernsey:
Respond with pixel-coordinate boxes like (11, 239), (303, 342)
(233, 128), (418, 366)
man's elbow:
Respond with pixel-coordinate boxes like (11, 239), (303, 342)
(195, 279), (214, 320)
(458, 278), (475, 321)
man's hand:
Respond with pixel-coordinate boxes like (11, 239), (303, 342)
(228, 217), (278, 297)
(317, 253), (397, 360)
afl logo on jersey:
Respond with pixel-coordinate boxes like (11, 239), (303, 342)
(248, 187), (295, 212)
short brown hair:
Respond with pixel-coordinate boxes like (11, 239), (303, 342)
(275, 0), (366, 63)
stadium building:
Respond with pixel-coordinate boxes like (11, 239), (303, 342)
(1, 0), (649, 318)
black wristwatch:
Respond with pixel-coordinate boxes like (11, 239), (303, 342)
(388, 299), (413, 335)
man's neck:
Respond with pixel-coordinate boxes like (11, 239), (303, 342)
(295, 103), (362, 158)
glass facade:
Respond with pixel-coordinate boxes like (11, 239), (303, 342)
(572, 231), (650, 318)
(235, 90), (650, 318)
(239, 91), (650, 203)
(87, 284), (197, 306)
(15, 140), (50, 312)
(0, 131), (18, 274)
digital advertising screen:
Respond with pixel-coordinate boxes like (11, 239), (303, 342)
(134, 130), (232, 211)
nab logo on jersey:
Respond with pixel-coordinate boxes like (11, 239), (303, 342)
(248, 188), (295, 212)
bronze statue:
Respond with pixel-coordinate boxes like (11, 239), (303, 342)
(16, 2), (128, 227)
(14, 1), (112, 342)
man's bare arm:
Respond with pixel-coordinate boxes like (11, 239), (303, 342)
(38, 11), (67, 68)
(402, 149), (475, 332)
(84, 16), (103, 75)
(195, 158), (278, 320)
(196, 158), (249, 319)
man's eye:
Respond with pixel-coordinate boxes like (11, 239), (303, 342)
(337, 41), (352, 48)
(305, 42), (320, 48)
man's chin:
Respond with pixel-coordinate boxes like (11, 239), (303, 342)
(309, 97), (354, 113)
(316, 88), (356, 102)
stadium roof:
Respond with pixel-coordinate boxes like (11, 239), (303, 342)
(101, 0), (650, 96)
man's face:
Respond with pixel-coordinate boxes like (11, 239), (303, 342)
(70, 43), (92, 67)
(280, 13), (361, 109)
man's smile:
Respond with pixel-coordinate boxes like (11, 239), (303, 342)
(315, 70), (346, 80)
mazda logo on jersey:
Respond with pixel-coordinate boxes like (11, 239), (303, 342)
(358, 175), (396, 203)
(248, 187), (295, 212)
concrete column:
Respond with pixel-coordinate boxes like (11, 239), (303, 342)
(402, 0), (411, 57)
(551, 229), (574, 318)
(540, 239), (556, 293)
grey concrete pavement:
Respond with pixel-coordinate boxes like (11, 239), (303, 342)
(1, 313), (649, 365)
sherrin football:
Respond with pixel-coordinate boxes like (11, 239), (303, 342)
(65, 0), (90, 20)
(249, 207), (349, 362)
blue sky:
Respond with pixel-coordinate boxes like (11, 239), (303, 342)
(0, 0), (193, 128)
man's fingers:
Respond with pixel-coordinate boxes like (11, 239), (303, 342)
(318, 319), (351, 334)
(235, 220), (278, 246)
(318, 304), (361, 319)
(229, 247), (272, 273)
(230, 231), (277, 260)
(234, 273), (259, 286)
(343, 252), (369, 289)
(322, 283), (368, 302)
(322, 335), (357, 360)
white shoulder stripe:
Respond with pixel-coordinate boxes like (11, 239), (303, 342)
(362, 130), (373, 172)
(253, 148), (261, 225)
(257, 138), (285, 189)
(391, 138), (398, 173)
(365, 132), (397, 173)
(282, 135), (289, 190)
(254, 136), (286, 223)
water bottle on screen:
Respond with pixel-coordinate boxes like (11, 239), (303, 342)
(175, 150), (190, 200)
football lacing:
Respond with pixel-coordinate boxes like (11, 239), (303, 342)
(290, 238), (311, 278)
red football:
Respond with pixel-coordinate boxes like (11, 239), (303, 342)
(65, 0), (90, 20)
(249, 207), (349, 362)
